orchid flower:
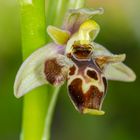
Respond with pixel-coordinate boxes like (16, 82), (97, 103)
(14, 8), (136, 115)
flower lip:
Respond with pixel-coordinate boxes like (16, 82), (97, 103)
(68, 67), (106, 115)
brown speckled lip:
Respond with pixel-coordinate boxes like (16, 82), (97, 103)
(67, 49), (108, 113)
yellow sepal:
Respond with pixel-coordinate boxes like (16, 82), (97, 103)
(47, 25), (70, 45)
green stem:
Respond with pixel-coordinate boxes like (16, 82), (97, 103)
(19, 0), (49, 140)
(19, 0), (85, 140)
(43, 87), (60, 140)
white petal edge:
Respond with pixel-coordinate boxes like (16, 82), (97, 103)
(14, 43), (64, 98)
(104, 63), (136, 82)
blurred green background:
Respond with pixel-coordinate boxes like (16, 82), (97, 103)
(0, 0), (140, 140)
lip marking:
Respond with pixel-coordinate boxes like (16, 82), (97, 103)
(68, 78), (104, 112)
(87, 69), (98, 80)
(69, 65), (76, 75)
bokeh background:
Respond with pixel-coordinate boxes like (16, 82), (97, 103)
(0, 0), (140, 140)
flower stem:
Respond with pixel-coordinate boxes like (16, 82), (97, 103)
(19, 0), (85, 140)
(19, 0), (49, 140)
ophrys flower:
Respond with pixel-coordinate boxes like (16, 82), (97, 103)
(14, 8), (136, 115)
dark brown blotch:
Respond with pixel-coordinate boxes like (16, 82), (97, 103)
(68, 78), (84, 110)
(44, 58), (63, 85)
(84, 86), (103, 109)
(68, 78), (104, 112)
(69, 65), (76, 76)
(87, 69), (98, 80)
(102, 77), (107, 93)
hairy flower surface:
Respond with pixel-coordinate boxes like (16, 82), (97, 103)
(14, 8), (136, 115)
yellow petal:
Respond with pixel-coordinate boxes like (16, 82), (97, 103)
(47, 25), (70, 45)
